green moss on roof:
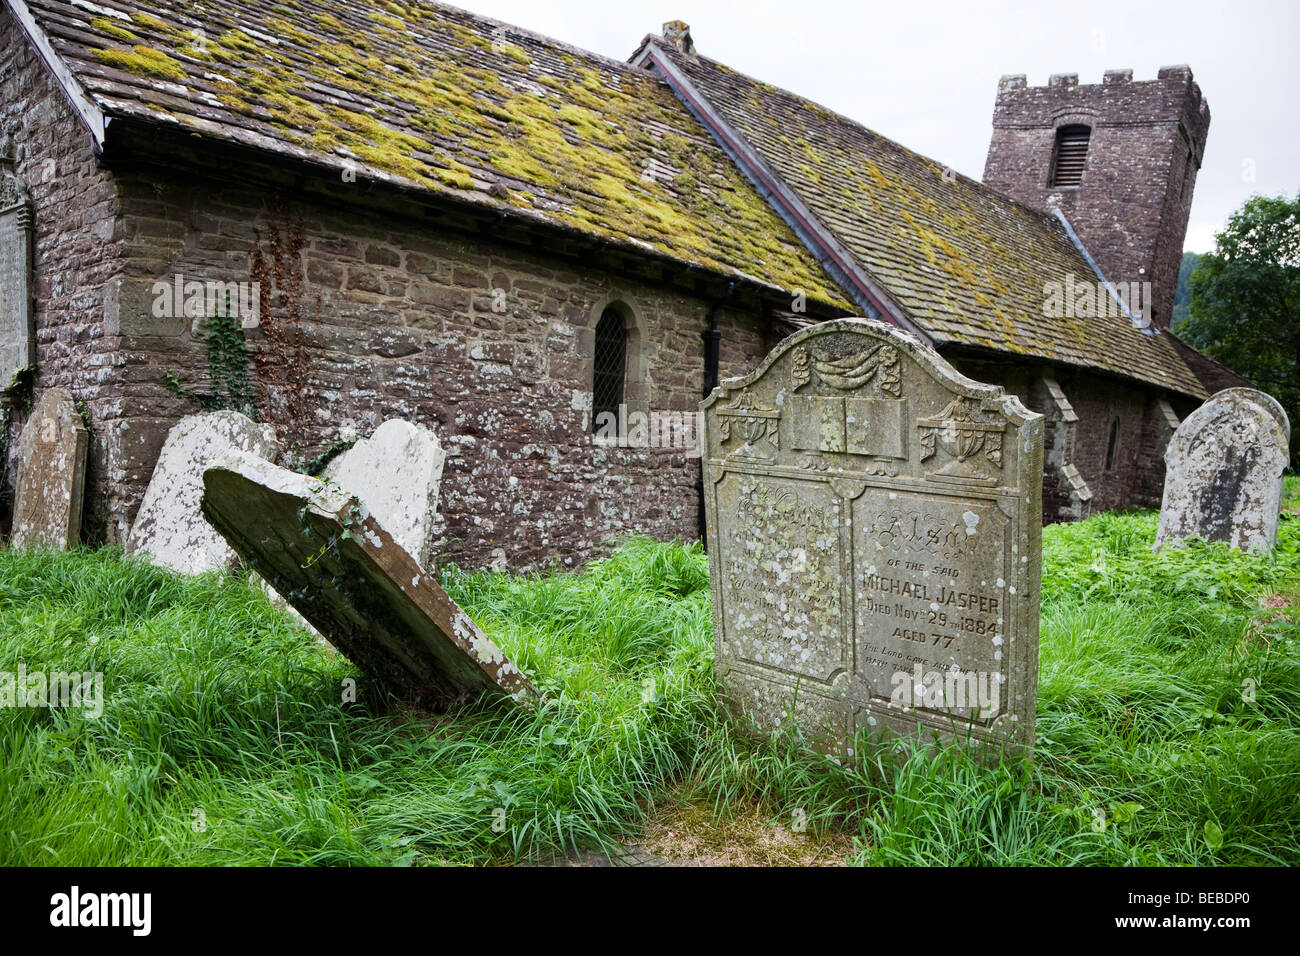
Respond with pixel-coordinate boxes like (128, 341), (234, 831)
(90, 17), (138, 43)
(216, 30), (262, 54)
(311, 12), (346, 31)
(92, 45), (186, 81)
(652, 39), (1207, 396)
(52, 0), (851, 309)
(367, 11), (405, 30)
(128, 12), (170, 33)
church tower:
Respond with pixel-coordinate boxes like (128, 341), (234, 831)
(983, 67), (1211, 330)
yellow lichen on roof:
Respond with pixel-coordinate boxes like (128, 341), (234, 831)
(650, 39), (1205, 395)
(37, 0), (852, 310)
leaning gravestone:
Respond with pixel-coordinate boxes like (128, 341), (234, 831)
(701, 318), (1044, 756)
(11, 388), (88, 549)
(201, 450), (537, 708)
(126, 410), (279, 574)
(322, 419), (445, 570)
(1155, 387), (1290, 556)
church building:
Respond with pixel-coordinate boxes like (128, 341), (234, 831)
(0, 0), (1245, 568)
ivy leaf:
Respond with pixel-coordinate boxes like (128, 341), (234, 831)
(1203, 819), (1224, 852)
(1110, 801), (1143, 825)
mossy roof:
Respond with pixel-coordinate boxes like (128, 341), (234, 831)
(640, 38), (1207, 398)
(16, 0), (853, 309)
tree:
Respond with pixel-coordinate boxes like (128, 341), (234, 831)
(1171, 251), (1200, 328)
(1174, 192), (1299, 466)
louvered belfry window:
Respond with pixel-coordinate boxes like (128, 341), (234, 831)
(592, 307), (627, 430)
(1050, 125), (1090, 186)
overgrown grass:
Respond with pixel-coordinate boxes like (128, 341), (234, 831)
(1, 511), (1296, 866)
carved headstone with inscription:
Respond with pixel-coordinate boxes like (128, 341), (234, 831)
(1155, 388), (1289, 556)
(701, 319), (1044, 756)
(0, 130), (34, 392)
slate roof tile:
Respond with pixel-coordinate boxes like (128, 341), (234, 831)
(640, 38), (1207, 397)
(13, 0), (853, 309)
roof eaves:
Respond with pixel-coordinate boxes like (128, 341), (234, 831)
(99, 111), (830, 311)
(633, 39), (933, 347)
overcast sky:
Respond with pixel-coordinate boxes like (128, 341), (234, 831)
(456, 0), (1297, 254)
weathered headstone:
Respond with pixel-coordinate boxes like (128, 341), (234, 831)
(201, 450), (537, 707)
(1155, 387), (1290, 555)
(701, 318), (1044, 755)
(322, 419), (446, 569)
(126, 411), (280, 574)
(11, 388), (89, 550)
(1213, 387), (1291, 439)
(0, 130), (34, 393)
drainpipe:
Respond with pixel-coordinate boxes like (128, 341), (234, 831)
(697, 283), (733, 547)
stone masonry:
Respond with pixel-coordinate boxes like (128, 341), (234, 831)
(0, 5), (121, 537)
(2, 1), (783, 568)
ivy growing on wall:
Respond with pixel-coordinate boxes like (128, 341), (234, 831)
(165, 198), (319, 461)
(250, 198), (317, 456)
(165, 292), (257, 418)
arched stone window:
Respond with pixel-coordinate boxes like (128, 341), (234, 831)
(1105, 416), (1121, 471)
(1050, 125), (1090, 187)
(591, 306), (627, 432)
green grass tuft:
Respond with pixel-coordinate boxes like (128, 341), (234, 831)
(1, 509), (1297, 865)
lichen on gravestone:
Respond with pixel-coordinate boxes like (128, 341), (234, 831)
(126, 410), (280, 574)
(1156, 388), (1290, 556)
(0, 127), (35, 397)
(10, 388), (89, 550)
(201, 450), (536, 709)
(701, 318), (1044, 758)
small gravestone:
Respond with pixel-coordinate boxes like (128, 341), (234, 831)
(0, 130), (34, 393)
(11, 388), (88, 549)
(322, 419), (445, 570)
(201, 450), (537, 707)
(1155, 388), (1290, 556)
(701, 318), (1044, 756)
(126, 411), (280, 574)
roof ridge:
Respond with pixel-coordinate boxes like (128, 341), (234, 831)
(429, 0), (674, 80)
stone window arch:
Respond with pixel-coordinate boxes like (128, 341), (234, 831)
(1105, 416), (1121, 471)
(587, 299), (647, 434)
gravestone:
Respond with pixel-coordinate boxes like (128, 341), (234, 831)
(322, 419), (446, 569)
(11, 388), (88, 549)
(1213, 387), (1290, 438)
(126, 411), (280, 574)
(201, 450), (537, 707)
(0, 130), (34, 393)
(701, 318), (1044, 756)
(1155, 388), (1289, 555)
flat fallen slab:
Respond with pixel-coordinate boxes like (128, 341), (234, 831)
(201, 451), (537, 708)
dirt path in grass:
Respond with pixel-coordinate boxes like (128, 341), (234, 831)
(547, 801), (854, 867)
